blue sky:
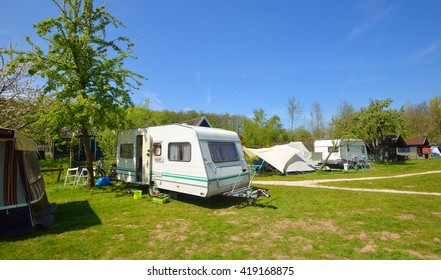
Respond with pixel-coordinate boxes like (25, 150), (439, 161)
(1, 0), (441, 128)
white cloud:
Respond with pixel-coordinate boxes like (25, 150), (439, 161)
(195, 70), (201, 83)
(412, 42), (441, 60)
(194, 69), (213, 107)
(350, 4), (394, 38)
(206, 87), (212, 106)
(135, 90), (164, 111)
(340, 75), (387, 95)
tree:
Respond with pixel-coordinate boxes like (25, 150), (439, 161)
(291, 125), (313, 148)
(329, 100), (356, 139)
(401, 101), (430, 138)
(266, 115), (285, 145)
(0, 41), (44, 132)
(251, 108), (267, 148)
(286, 97), (303, 141)
(353, 99), (405, 161)
(310, 101), (326, 140)
(320, 100), (357, 170)
(25, 0), (143, 187)
(241, 109), (267, 148)
(429, 96), (441, 143)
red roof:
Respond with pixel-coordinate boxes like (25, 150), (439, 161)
(405, 138), (429, 146)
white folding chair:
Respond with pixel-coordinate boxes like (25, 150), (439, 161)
(76, 167), (89, 187)
(361, 156), (374, 169)
(64, 167), (79, 186)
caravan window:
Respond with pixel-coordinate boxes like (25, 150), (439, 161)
(209, 142), (240, 163)
(153, 143), (162, 156)
(120, 144), (134, 159)
(168, 142), (191, 162)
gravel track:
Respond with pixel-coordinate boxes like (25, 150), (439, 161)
(253, 170), (441, 196)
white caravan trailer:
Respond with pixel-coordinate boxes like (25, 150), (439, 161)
(314, 139), (368, 168)
(116, 124), (269, 203)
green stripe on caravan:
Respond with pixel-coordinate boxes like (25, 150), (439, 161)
(153, 171), (250, 183)
(116, 167), (136, 172)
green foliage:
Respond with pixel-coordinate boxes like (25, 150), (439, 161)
(291, 125), (313, 148)
(24, 0), (144, 186)
(429, 96), (441, 142)
(329, 100), (356, 139)
(401, 101), (430, 139)
(0, 42), (43, 134)
(240, 109), (286, 148)
(95, 129), (117, 162)
(354, 99), (405, 161)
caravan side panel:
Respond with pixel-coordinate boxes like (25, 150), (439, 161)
(314, 139), (368, 166)
(314, 140), (341, 162)
(149, 125), (209, 197)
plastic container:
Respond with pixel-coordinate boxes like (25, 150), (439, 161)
(133, 190), (142, 200)
(152, 193), (169, 204)
(343, 163), (349, 170)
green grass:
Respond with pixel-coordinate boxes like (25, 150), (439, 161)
(1, 159), (440, 260)
(320, 173), (441, 193)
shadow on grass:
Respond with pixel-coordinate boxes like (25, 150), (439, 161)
(4, 200), (101, 241)
(89, 182), (277, 209)
(174, 192), (277, 210)
(50, 200), (101, 232)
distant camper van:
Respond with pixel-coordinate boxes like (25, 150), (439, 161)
(314, 139), (368, 168)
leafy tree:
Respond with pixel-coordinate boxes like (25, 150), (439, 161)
(401, 101), (430, 138)
(240, 109), (266, 148)
(266, 115), (285, 145)
(124, 99), (158, 129)
(429, 96), (441, 143)
(291, 125), (313, 148)
(25, 0), (143, 187)
(321, 100), (358, 169)
(329, 100), (356, 139)
(252, 109), (267, 148)
(0, 42), (44, 133)
(353, 99), (405, 161)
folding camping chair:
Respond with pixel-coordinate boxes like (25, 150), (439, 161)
(251, 158), (265, 176)
(64, 167), (79, 186)
(352, 155), (366, 170)
(361, 156), (374, 169)
(75, 167), (89, 187)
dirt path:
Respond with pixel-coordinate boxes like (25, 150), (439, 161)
(253, 170), (441, 196)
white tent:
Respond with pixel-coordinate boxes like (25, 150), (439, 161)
(431, 146), (441, 156)
(244, 142), (315, 174)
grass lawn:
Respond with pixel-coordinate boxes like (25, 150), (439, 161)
(1, 160), (440, 260)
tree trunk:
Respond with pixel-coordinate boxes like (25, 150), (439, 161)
(68, 138), (75, 168)
(319, 149), (334, 171)
(319, 140), (340, 171)
(80, 125), (95, 188)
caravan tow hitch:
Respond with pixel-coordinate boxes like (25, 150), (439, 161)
(223, 186), (271, 206)
(246, 188), (271, 206)
(222, 168), (271, 205)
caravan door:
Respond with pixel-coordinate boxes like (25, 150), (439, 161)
(142, 134), (152, 184)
